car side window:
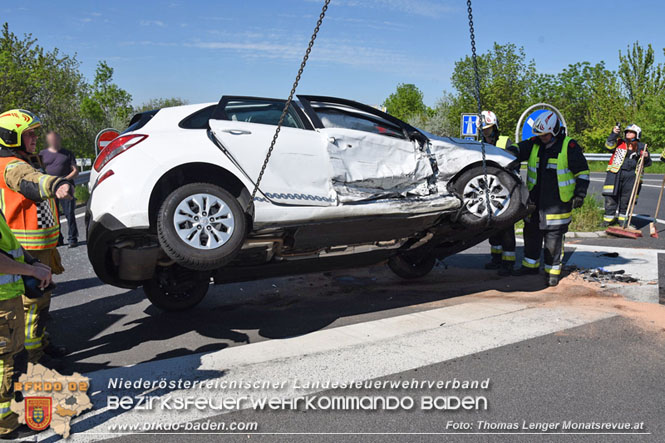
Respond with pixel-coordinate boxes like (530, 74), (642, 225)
(223, 99), (305, 129)
(313, 107), (406, 139)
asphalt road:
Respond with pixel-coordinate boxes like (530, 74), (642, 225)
(33, 211), (665, 442)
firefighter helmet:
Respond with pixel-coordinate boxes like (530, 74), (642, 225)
(0, 109), (42, 149)
(532, 111), (560, 136)
(481, 110), (499, 129)
(624, 124), (641, 141)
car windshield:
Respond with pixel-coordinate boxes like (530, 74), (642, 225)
(312, 105), (405, 139)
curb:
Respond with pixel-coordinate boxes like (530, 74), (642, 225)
(515, 229), (607, 238)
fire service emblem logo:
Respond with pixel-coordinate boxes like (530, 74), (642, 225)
(25, 397), (52, 431)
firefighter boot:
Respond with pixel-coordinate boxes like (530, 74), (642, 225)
(484, 254), (502, 270)
(498, 261), (514, 277)
(547, 274), (560, 287)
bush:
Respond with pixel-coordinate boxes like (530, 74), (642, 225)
(74, 185), (90, 204)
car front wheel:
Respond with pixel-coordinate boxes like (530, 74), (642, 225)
(157, 182), (246, 271)
(452, 165), (522, 228)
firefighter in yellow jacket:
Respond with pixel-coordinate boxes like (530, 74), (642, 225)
(0, 109), (73, 368)
(0, 213), (52, 439)
(508, 111), (590, 286)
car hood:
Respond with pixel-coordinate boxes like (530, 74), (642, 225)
(419, 131), (518, 180)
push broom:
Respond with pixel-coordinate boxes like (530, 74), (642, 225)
(649, 173), (665, 238)
(606, 145), (648, 239)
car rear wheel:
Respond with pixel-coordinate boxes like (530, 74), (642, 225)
(143, 264), (210, 311)
(388, 253), (436, 279)
(452, 165), (521, 228)
(157, 183), (246, 271)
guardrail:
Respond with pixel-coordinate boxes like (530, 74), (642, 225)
(75, 170), (90, 186)
(584, 153), (661, 161)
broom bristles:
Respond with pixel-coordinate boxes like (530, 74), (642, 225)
(606, 226), (642, 238)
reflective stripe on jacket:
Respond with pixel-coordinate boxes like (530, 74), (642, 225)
(0, 215), (24, 301)
(0, 156), (60, 250)
(527, 136), (576, 203)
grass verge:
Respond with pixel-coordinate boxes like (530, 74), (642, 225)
(74, 184), (90, 204)
(514, 194), (604, 233)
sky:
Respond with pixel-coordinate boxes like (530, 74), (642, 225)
(4, 0), (665, 108)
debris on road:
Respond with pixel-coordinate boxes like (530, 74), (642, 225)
(565, 265), (639, 287)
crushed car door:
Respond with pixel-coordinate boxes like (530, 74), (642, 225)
(209, 96), (337, 206)
(298, 95), (433, 202)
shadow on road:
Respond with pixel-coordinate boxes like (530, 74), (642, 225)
(47, 246), (632, 375)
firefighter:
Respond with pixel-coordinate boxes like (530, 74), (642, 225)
(480, 111), (517, 276)
(0, 109), (73, 368)
(509, 111), (590, 286)
(602, 124), (651, 226)
(0, 212), (52, 440)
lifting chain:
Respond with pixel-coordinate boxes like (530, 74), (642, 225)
(247, 0), (331, 211)
(467, 0), (493, 225)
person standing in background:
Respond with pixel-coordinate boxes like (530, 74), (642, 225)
(40, 132), (79, 248)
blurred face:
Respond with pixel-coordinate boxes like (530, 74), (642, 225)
(538, 133), (553, 144)
(625, 130), (637, 141)
(482, 126), (497, 144)
(21, 128), (39, 153)
(47, 132), (61, 150)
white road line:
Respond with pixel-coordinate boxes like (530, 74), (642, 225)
(55, 301), (614, 441)
(589, 177), (663, 189)
(59, 212), (86, 224)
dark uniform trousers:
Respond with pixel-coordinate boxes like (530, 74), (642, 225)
(604, 172), (640, 224)
(488, 228), (517, 264)
(523, 221), (565, 276)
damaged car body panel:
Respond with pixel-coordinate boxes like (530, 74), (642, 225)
(86, 93), (530, 310)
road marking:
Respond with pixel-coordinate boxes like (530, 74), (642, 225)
(60, 212), (86, 224)
(589, 178), (663, 189)
(54, 301), (614, 441)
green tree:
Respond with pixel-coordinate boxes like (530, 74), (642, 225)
(80, 61), (133, 132)
(618, 42), (665, 113)
(135, 97), (188, 113)
(407, 93), (456, 136)
(0, 23), (90, 155)
(383, 83), (427, 121)
(449, 43), (538, 137)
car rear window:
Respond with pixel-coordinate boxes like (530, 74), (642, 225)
(179, 105), (216, 129)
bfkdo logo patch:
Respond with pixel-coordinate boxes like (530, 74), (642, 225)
(25, 397), (52, 431)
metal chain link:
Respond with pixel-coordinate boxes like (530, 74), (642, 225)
(467, 0), (493, 225)
(246, 0), (331, 211)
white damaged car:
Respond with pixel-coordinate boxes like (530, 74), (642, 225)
(86, 95), (529, 310)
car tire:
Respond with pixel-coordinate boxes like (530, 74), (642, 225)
(452, 165), (521, 229)
(143, 265), (210, 311)
(388, 254), (436, 279)
(157, 183), (246, 271)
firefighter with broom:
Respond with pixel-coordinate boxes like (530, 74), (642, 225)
(602, 124), (651, 227)
(509, 111), (590, 287)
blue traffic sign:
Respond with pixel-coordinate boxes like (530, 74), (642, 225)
(521, 109), (547, 140)
(461, 114), (478, 137)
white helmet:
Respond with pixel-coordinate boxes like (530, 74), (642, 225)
(532, 111), (560, 136)
(481, 110), (498, 129)
(624, 124), (641, 140)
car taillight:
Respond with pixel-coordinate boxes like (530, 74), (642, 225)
(95, 169), (115, 188)
(93, 134), (148, 172)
